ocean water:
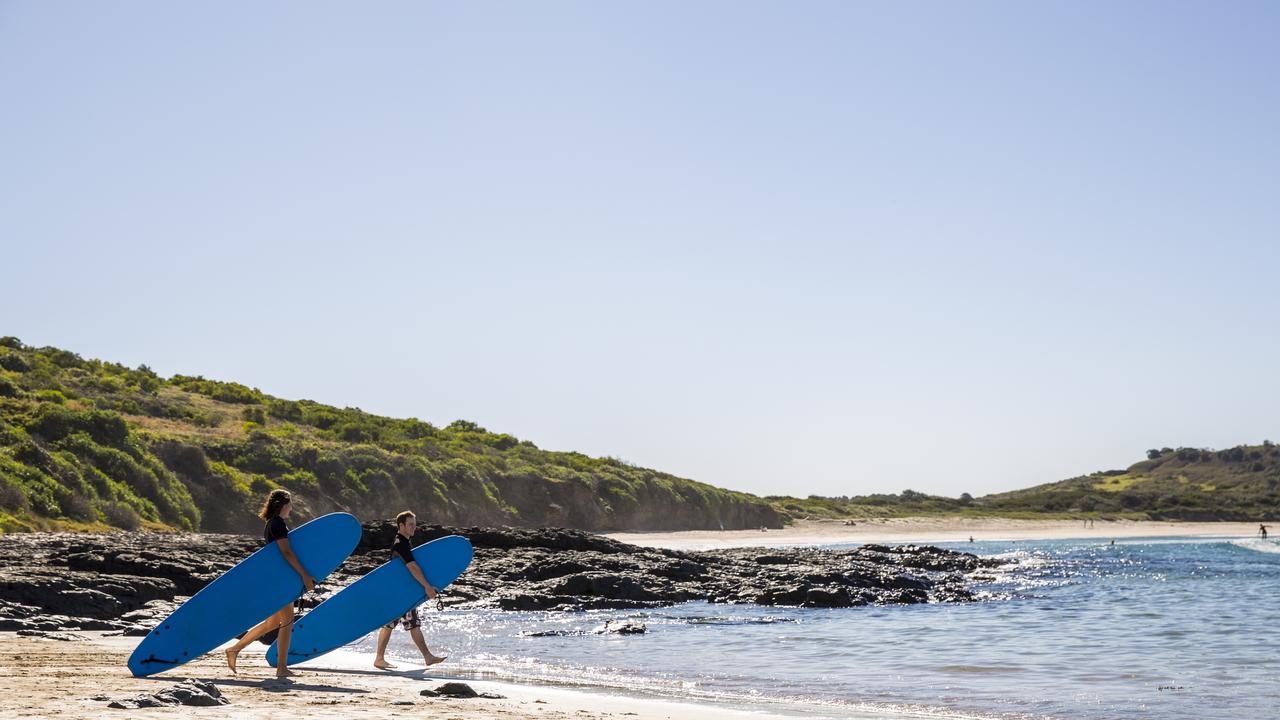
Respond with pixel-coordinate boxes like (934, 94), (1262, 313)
(357, 535), (1280, 719)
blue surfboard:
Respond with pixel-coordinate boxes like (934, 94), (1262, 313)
(267, 534), (473, 667)
(127, 512), (362, 677)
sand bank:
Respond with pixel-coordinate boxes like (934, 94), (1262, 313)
(606, 518), (1262, 550)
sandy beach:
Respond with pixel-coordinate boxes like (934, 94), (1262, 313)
(0, 631), (889, 720)
(607, 518), (1262, 550)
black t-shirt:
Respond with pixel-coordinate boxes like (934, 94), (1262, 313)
(264, 516), (289, 545)
(391, 532), (414, 566)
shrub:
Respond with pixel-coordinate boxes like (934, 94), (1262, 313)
(279, 470), (319, 490)
(0, 353), (29, 372)
(57, 433), (160, 500)
(400, 419), (436, 439)
(87, 374), (126, 393)
(270, 423), (299, 438)
(267, 400), (304, 421)
(0, 457), (60, 516)
(36, 389), (67, 404)
(0, 376), (21, 398)
(0, 478), (27, 510)
(308, 409), (340, 429)
(447, 420), (486, 433)
(61, 493), (95, 521)
(339, 424), (372, 443)
(28, 406), (129, 446)
(170, 376), (264, 405)
(1219, 447), (1246, 463)
(41, 348), (85, 369)
(249, 475), (275, 494)
(191, 411), (224, 428)
(135, 373), (161, 394)
(487, 434), (519, 451)
(101, 501), (141, 530)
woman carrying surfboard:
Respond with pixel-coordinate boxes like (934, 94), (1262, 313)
(224, 489), (316, 679)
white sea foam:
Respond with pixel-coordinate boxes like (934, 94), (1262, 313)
(1230, 538), (1280, 554)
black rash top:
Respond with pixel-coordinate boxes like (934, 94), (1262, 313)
(264, 516), (289, 545)
(391, 532), (415, 566)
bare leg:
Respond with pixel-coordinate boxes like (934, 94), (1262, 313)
(274, 605), (298, 679)
(225, 609), (287, 673)
(373, 626), (397, 669)
(409, 627), (446, 666)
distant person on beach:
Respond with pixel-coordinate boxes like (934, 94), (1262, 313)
(1260, 524), (1269, 539)
(373, 510), (445, 670)
(225, 489), (315, 680)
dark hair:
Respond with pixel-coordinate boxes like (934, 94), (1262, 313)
(258, 489), (292, 520)
(395, 510), (416, 527)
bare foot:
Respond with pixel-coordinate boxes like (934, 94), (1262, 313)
(424, 654), (447, 667)
(275, 668), (299, 680)
(225, 649), (239, 674)
(373, 659), (397, 670)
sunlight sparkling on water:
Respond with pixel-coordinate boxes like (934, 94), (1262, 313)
(359, 536), (1280, 720)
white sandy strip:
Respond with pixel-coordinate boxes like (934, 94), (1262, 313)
(605, 518), (1263, 551)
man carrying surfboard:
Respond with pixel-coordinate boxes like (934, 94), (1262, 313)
(372, 510), (447, 669)
(224, 489), (316, 679)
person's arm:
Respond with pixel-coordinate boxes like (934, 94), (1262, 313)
(404, 560), (437, 599)
(276, 537), (316, 592)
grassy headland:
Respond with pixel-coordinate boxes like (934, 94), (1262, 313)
(0, 338), (782, 533)
(773, 446), (1280, 522)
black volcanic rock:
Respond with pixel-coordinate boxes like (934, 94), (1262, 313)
(357, 522), (638, 556)
(105, 679), (228, 709)
(0, 524), (1008, 633)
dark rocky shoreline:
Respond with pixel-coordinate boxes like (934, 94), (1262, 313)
(0, 523), (1007, 636)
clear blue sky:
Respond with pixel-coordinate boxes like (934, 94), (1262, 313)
(3, 2), (1278, 498)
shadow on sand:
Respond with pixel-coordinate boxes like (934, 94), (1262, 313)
(140, 675), (368, 694)
(294, 665), (442, 681)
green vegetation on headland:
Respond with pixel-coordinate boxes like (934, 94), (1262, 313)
(0, 338), (782, 533)
(773, 446), (1280, 522)
(2, 338), (1275, 534)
